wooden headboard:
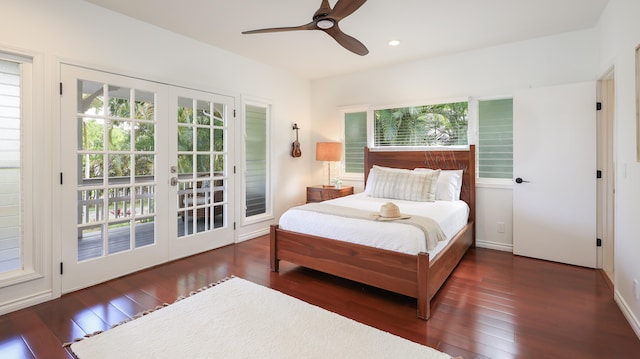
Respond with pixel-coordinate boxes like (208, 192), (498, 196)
(364, 145), (476, 227)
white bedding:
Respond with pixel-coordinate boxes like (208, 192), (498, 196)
(278, 192), (469, 256)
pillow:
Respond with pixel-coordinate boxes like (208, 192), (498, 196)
(364, 165), (407, 196)
(415, 168), (463, 201)
(366, 165), (440, 202)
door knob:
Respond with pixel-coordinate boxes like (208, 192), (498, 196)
(515, 177), (530, 184)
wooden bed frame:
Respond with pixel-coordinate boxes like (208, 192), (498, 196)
(270, 145), (475, 320)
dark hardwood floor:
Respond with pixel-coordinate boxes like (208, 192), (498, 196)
(1, 235), (638, 358)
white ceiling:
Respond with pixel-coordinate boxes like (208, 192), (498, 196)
(84, 0), (609, 80)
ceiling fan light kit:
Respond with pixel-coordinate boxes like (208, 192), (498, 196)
(316, 19), (335, 29)
(242, 0), (369, 56)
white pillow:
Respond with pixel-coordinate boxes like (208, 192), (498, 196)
(366, 165), (440, 202)
(415, 169), (463, 201)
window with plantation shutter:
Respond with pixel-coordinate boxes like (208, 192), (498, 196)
(344, 111), (367, 174)
(0, 54), (34, 277)
(244, 102), (270, 220)
(0, 59), (21, 273)
(478, 98), (513, 179)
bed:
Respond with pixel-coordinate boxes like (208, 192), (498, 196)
(270, 145), (475, 320)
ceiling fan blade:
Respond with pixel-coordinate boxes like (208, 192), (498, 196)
(324, 25), (369, 56)
(242, 22), (316, 35)
(330, 0), (367, 21)
(313, 0), (333, 19)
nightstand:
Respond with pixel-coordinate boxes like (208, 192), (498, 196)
(306, 185), (354, 203)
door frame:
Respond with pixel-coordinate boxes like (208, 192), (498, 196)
(597, 68), (615, 282)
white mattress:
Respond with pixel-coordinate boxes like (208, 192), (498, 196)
(278, 192), (469, 256)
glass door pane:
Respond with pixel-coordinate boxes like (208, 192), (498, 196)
(169, 88), (234, 260)
(76, 80), (157, 260)
(177, 97), (225, 236)
(61, 64), (169, 293)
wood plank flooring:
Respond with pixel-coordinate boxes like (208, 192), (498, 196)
(1, 235), (638, 358)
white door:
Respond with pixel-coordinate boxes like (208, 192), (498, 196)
(60, 65), (170, 292)
(168, 88), (235, 260)
(513, 82), (596, 268)
(60, 65), (236, 292)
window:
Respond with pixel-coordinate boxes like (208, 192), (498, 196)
(0, 59), (21, 273)
(0, 53), (35, 279)
(243, 100), (271, 222)
(343, 111), (367, 174)
(478, 98), (513, 179)
(374, 101), (468, 147)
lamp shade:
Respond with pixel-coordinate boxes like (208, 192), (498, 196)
(316, 142), (342, 161)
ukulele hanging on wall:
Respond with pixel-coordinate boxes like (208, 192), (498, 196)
(291, 123), (302, 158)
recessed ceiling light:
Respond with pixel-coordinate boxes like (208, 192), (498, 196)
(388, 40), (401, 47)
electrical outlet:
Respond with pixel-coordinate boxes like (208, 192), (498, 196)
(634, 279), (639, 300)
(497, 222), (505, 233)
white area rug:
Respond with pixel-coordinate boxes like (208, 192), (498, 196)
(70, 277), (456, 359)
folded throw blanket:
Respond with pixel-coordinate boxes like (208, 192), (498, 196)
(296, 202), (446, 251)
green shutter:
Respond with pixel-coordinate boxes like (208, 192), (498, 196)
(344, 112), (367, 174)
(245, 104), (267, 217)
(478, 99), (513, 179)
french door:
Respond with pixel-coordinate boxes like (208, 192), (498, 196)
(60, 65), (234, 292)
(168, 87), (235, 259)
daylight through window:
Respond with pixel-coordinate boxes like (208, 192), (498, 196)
(374, 101), (468, 147)
(0, 58), (22, 273)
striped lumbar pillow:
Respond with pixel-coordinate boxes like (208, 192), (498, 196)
(367, 165), (441, 202)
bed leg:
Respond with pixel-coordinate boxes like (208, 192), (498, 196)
(417, 252), (430, 320)
(270, 225), (280, 272)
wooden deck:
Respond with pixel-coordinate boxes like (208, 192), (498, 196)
(78, 217), (221, 261)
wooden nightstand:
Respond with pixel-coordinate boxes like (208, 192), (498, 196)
(306, 185), (354, 203)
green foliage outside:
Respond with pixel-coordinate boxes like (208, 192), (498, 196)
(374, 102), (468, 146)
(81, 94), (225, 180)
(81, 97), (155, 180)
(176, 104), (225, 176)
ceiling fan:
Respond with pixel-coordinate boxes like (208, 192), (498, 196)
(242, 0), (369, 56)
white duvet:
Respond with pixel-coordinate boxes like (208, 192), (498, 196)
(279, 192), (469, 256)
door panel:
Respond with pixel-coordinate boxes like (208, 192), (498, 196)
(513, 82), (596, 268)
(61, 65), (169, 292)
(168, 88), (235, 260)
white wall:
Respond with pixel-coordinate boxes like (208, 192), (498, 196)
(311, 29), (599, 251)
(0, 0), (311, 313)
(597, 0), (640, 337)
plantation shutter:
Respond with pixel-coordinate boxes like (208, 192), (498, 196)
(344, 112), (367, 174)
(245, 104), (267, 217)
(478, 98), (513, 179)
(0, 59), (21, 272)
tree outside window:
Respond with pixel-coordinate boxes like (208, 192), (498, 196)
(374, 102), (468, 147)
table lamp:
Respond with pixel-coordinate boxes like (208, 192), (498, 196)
(316, 142), (342, 187)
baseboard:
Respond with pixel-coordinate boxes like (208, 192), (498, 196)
(0, 290), (53, 316)
(237, 227), (270, 243)
(614, 290), (640, 340)
(475, 239), (513, 252)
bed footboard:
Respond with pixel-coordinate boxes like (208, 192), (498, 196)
(271, 221), (473, 320)
(271, 225), (421, 298)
